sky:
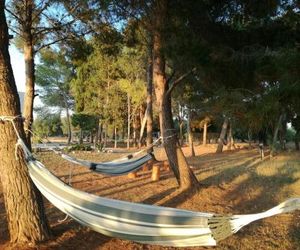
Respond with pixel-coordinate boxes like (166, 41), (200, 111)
(9, 45), (25, 92)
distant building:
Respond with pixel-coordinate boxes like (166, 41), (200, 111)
(18, 92), (24, 113)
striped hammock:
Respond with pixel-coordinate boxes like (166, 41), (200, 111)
(19, 140), (300, 247)
(53, 150), (153, 175)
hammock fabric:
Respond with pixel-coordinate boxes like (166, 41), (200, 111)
(17, 139), (300, 247)
(54, 150), (153, 175)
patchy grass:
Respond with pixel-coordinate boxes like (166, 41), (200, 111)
(0, 144), (300, 249)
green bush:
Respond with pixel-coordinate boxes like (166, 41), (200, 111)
(65, 144), (92, 152)
(286, 127), (296, 142)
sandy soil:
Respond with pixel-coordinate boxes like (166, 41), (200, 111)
(0, 143), (300, 250)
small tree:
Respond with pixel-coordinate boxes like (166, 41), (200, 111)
(36, 49), (73, 144)
(71, 113), (98, 144)
(118, 46), (147, 148)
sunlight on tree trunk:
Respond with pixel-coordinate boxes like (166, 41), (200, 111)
(139, 108), (147, 148)
(187, 108), (195, 157)
(23, 37), (35, 149)
(127, 93), (130, 149)
(203, 120), (207, 146)
(114, 126), (118, 148)
(146, 42), (153, 148)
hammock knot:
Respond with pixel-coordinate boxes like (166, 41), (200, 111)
(208, 215), (234, 242)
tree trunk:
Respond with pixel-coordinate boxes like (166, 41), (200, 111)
(65, 105), (72, 144)
(98, 122), (103, 144)
(203, 121), (207, 146)
(280, 114), (287, 150)
(248, 129), (252, 148)
(139, 107), (147, 148)
(79, 129), (83, 144)
(90, 130), (94, 143)
(104, 123), (107, 148)
(227, 122), (233, 151)
(127, 93), (130, 149)
(187, 108), (195, 157)
(179, 120), (184, 146)
(133, 114), (139, 148)
(0, 3), (50, 245)
(152, 2), (198, 190)
(114, 126), (118, 148)
(216, 117), (229, 153)
(22, 1), (35, 149)
(94, 122), (99, 149)
(295, 130), (300, 151)
(271, 114), (283, 157)
(146, 40), (153, 148)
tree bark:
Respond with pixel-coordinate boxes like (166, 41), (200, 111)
(79, 129), (83, 144)
(139, 106), (147, 148)
(152, 1), (198, 190)
(22, 0), (35, 149)
(271, 114), (283, 157)
(146, 39), (153, 148)
(114, 126), (118, 148)
(216, 117), (229, 153)
(0, 3), (50, 245)
(133, 113), (139, 148)
(202, 120), (207, 146)
(98, 122), (103, 144)
(94, 121), (99, 149)
(104, 123), (108, 148)
(248, 129), (252, 148)
(227, 122), (233, 151)
(127, 93), (130, 149)
(280, 114), (287, 150)
(90, 130), (94, 143)
(179, 119), (184, 146)
(187, 108), (195, 157)
(65, 105), (72, 144)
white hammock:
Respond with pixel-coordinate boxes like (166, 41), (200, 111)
(51, 138), (161, 175)
(17, 139), (300, 247)
(53, 150), (153, 175)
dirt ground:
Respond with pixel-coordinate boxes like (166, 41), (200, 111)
(1, 143), (300, 250)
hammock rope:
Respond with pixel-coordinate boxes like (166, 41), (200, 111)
(22, 122), (159, 175)
(1, 115), (300, 247)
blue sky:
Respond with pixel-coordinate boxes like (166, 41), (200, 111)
(9, 45), (43, 110)
(9, 45), (25, 92)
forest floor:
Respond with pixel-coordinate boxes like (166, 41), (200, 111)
(1, 143), (300, 250)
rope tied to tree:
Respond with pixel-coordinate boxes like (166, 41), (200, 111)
(0, 115), (23, 138)
(0, 115), (32, 160)
(161, 128), (177, 144)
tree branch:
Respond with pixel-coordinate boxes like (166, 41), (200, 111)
(7, 25), (23, 38)
(166, 70), (176, 85)
(35, 36), (70, 52)
(32, 0), (51, 23)
(5, 7), (22, 24)
(166, 67), (196, 97)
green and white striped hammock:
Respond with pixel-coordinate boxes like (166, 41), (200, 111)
(18, 139), (300, 247)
